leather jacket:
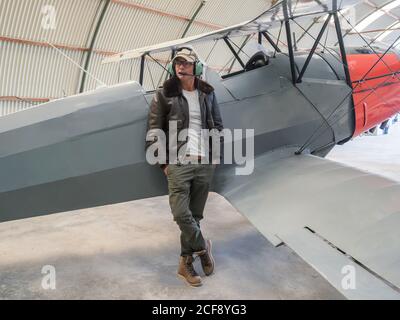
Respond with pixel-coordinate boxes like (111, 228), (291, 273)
(146, 76), (224, 169)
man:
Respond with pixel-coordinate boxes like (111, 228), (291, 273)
(146, 47), (224, 287)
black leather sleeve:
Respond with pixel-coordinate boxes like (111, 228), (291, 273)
(210, 92), (224, 131)
(145, 90), (168, 169)
(209, 92), (224, 164)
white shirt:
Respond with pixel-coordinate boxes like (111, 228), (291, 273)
(182, 89), (206, 157)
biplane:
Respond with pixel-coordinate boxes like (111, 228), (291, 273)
(1, 0), (400, 299)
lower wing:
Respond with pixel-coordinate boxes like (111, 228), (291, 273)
(213, 147), (400, 299)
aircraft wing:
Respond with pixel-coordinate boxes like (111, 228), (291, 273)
(213, 147), (400, 299)
(102, 0), (359, 64)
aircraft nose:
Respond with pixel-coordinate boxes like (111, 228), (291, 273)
(348, 49), (400, 136)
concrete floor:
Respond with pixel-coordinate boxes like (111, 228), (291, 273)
(327, 121), (400, 182)
(0, 122), (398, 300)
(0, 193), (343, 299)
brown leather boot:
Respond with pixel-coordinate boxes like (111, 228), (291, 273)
(196, 239), (215, 276)
(177, 255), (202, 287)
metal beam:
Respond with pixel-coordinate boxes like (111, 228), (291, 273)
(0, 36), (118, 57)
(112, 0), (222, 30)
(223, 38), (245, 69)
(181, 0), (207, 38)
(262, 32), (281, 53)
(139, 54), (146, 85)
(333, 2), (352, 87)
(282, 0), (297, 84)
(0, 96), (51, 102)
(79, 0), (111, 93)
(297, 14), (332, 83)
(227, 35), (252, 74)
(0, 36), (89, 52)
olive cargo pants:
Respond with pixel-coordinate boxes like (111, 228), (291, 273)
(167, 163), (215, 256)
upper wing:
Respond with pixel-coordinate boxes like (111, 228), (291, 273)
(102, 0), (359, 64)
(213, 147), (400, 299)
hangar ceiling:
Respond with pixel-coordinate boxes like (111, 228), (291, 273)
(0, 0), (399, 116)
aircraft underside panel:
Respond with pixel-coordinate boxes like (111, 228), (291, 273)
(213, 147), (400, 299)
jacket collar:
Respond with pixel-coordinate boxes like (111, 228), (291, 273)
(163, 76), (214, 98)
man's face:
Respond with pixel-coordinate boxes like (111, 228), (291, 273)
(174, 58), (194, 80)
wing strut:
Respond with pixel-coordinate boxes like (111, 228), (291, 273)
(332, 0), (352, 87)
(223, 38), (246, 69)
(296, 14), (332, 83)
(283, 0), (297, 84)
(261, 31), (282, 54)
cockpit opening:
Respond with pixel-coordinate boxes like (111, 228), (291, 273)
(244, 51), (269, 71)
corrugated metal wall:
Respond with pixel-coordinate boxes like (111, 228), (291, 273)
(0, 0), (101, 45)
(0, 0), (102, 114)
(0, 41), (83, 97)
(0, 100), (42, 117)
(1, 0), (400, 116)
